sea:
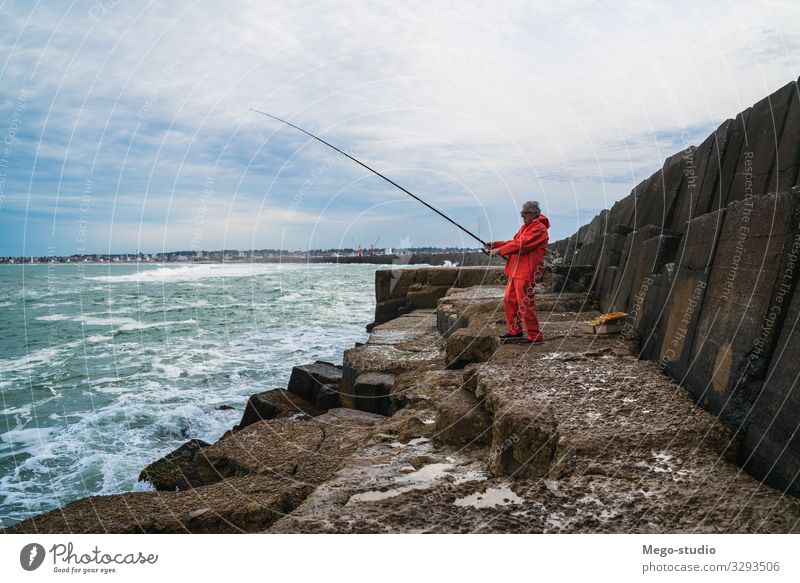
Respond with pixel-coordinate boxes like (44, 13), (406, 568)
(0, 262), (391, 528)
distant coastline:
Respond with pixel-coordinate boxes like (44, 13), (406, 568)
(0, 251), (501, 267)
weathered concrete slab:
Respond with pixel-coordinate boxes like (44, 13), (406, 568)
(727, 80), (796, 201)
(592, 229), (634, 311)
(407, 284), (452, 308)
(574, 238), (603, 266)
(607, 190), (636, 235)
(687, 192), (800, 426)
(672, 125), (732, 231)
(548, 235), (576, 262)
(373, 267), (505, 325)
(573, 218), (602, 255)
(287, 361), (342, 404)
(314, 384), (340, 410)
(138, 439), (215, 492)
(670, 145), (702, 233)
(621, 233), (678, 334)
(772, 78), (800, 192)
(608, 225), (664, 313)
(267, 435), (492, 534)
(636, 264), (676, 360)
(634, 150), (688, 231)
(590, 232), (628, 308)
(651, 210), (725, 380)
(662, 149), (691, 228)
(602, 230), (635, 312)
(716, 108), (752, 211)
(583, 209), (609, 244)
(549, 264), (594, 294)
(596, 265), (618, 312)
(744, 245), (800, 496)
(692, 120), (735, 220)
(424, 269), (459, 286)
(445, 328), (500, 369)
(632, 171), (661, 230)
(597, 232), (628, 269)
(455, 266), (505, 288)
(436, 285), (504, 337)
(237, 388), (326, 429)
(433, 388), (492, 447)
(676, 208), (727, 271)
(375, 268), (424, 302)
(373, 297), (409, 327)
(662, 156), (691, 234)
(341, 311), (443, 411)
(351, 372), (396, 415)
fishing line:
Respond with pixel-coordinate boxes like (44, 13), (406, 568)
(250, 109), (487, 247)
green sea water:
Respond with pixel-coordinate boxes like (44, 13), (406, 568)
(0, 262), (387, 528)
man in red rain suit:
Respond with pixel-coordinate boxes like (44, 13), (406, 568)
(485, 201), (549, 344)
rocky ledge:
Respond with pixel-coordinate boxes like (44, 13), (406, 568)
(5, 266), (800, 534)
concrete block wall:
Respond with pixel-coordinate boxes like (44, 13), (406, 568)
(372, 266), (506, 326)
(548, 78), (800, 496)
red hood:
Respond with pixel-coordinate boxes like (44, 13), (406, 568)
(534, 213), (550, 229)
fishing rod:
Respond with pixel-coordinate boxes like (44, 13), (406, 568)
(249, 109), (488, 248)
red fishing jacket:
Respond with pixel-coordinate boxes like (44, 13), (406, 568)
(489, 214), (550, 281)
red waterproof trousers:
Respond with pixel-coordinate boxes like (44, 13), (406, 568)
(504, 277), (542, 340)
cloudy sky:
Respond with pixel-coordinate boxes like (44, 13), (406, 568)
(0, 0), (798, 256)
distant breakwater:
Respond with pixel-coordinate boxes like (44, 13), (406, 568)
(199, 252), (504, 266)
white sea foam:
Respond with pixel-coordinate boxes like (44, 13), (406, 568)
(92, 385), (127, 394)
(0, 406), (31, 416)
(34, 313), (198, 333)
(77, 315), (139, 327)
(153, 360), (183, 380)
(117, 318), (196, 332)
(133, 479), (156, 492)
(85, 264), (282, 284)
(1, 426), (56, 451)
(0, 344), (75, 374)
(35, 314), (72, 321)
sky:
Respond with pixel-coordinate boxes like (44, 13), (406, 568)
(0, 0), (798, 256)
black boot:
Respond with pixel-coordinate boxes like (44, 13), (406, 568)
(499, 331), (523, 340)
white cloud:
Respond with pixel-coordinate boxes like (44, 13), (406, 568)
(1, 0), (798, 253)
